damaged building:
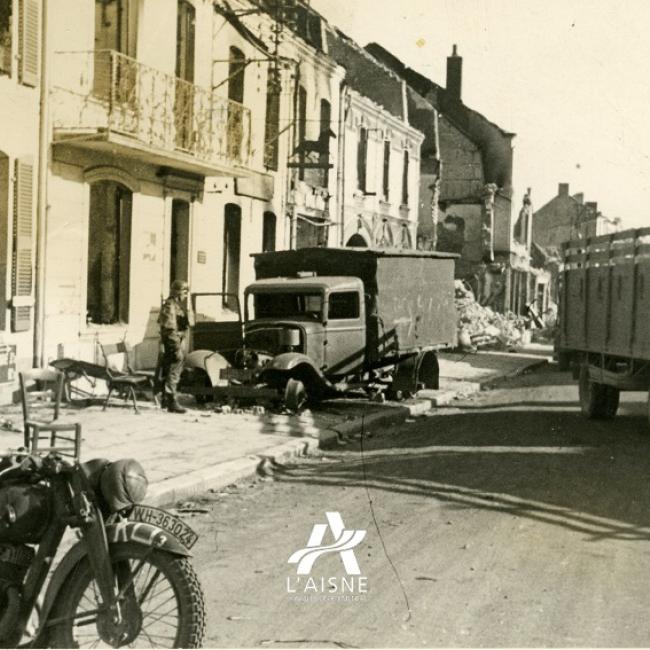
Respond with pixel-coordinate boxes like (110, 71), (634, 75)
(367, 43), (548, 316)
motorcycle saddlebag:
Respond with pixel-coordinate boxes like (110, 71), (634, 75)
(0, 483), (52, 543)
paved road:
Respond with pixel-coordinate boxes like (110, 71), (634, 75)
(182, 366), (650, 647)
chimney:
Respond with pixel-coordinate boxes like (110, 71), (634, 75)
(585, 201), (598, 217)
(572, 192), (584, 204)
(558, 183), (569, 197)
(446, 44), (462, 102)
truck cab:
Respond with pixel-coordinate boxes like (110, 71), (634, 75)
(244, 276), (366, 378)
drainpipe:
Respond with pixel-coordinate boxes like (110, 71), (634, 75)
(288, 62), (300, 250)
(337, 80), (347, 246)
(33, 0), (50, 367)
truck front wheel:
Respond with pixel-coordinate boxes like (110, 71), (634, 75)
(579, 365), (619, 419)
(285, 378), (307, 412)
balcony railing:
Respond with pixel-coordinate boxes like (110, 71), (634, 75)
(51, 50), (252, 171)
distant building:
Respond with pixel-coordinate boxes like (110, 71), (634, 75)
(533, 182), (621, 249)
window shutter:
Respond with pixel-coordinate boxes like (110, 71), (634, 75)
(19, 0), (39, 87)
(0, 157), (8, 332)
(12, 158), (34, 332)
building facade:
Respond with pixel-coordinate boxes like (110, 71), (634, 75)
(326, 28), (423, 249)
(0, 0), (41, 401)
(41, 0), (302, 370)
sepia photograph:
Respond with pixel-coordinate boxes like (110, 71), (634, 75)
(1, 0), (649, 647)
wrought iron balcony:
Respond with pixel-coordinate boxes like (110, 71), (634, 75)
(51, 50), (252, 175)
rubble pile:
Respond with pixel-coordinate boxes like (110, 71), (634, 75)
(455, 280), (528, 351)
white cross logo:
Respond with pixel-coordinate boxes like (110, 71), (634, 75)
(288, 512), (366, 575)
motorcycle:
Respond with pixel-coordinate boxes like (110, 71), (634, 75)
(0, 427), (206, 648)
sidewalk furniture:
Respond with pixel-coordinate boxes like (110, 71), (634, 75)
(99, 341), (159, 414)
(19, 368), (81, 457)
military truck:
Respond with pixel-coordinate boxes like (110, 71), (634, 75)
(181, 247), (457, 409)
(556, 228), (650, 423)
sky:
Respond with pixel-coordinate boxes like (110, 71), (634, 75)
(311, 0), (650, 229)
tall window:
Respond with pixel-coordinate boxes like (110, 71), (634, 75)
(401, 150), (409, 205)
(227, 46), (246, 160)
(176, 0), (195, 82)
(262, 212), (276, 252)
(222, 204), (241, 311)
(87, 181), (132, 324)
(264, 68), (280, 170)
(94, 0), (137, 99)
(319, 99), (331, 188)
(228, 46), (245, 104)
(0, 1), (11, 75)
(175, 1), (195, 150)
(297, 85), (307, 181)
(357, 127), (368, 192)
(382, 140), (391, 201)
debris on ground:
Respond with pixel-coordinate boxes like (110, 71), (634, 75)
(455, 280), (528, 352)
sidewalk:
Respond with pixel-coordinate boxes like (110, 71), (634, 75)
(0, 346), (551, 506)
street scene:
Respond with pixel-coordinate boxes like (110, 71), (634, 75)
(0, 0), (649, 647)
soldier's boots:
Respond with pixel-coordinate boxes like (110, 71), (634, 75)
(168, 401), (187, 414)
(162, 393), (187, 414)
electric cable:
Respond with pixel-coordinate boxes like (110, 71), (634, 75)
(358, 411), (412, 623)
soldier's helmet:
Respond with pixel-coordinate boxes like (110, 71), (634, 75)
(170, 279), (189, 295)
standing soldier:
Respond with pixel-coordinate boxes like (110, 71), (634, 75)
(158, 280), (190, 413)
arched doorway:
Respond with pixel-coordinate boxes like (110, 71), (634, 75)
(346, 234), (368, 248)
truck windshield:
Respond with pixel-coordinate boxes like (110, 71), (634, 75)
(250, 292), (323, 320)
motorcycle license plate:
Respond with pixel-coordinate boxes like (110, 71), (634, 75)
(129, 505), (198, 550)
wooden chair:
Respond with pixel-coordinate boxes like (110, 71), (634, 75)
(19, 369), (81, 459)
(99, 341), (159, 414)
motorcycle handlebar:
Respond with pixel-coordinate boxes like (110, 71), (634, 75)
(0, 451), (75, 479)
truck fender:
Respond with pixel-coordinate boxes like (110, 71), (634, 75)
(260, 353), (332, 394)
(40, 524), (190, 633)
(184, 349), (230, 386)
(265, 352), (318, 372)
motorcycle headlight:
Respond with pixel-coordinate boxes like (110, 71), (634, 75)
(99, 458), (148, 513)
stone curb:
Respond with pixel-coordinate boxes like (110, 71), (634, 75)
(146, 401), (430, 507)
(478, 358), (549, 389)
(145, 356), (547, 506)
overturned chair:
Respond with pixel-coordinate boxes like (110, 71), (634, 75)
(99, 341), (159, 414)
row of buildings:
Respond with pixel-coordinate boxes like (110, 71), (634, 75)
(0, 0), (548, 402)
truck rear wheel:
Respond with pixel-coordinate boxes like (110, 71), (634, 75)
(578, 365), (619, 419)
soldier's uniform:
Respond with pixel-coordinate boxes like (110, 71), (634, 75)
(158, 286), (190, 412)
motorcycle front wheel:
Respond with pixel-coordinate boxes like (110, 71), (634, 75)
(48, 541), (206, 648)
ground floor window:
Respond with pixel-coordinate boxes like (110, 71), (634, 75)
(296, 215), (328, 248)
(87, 180), (132, 324)
(223, 203), (241, 311)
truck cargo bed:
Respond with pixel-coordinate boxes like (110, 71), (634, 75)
(558, 227), (650, 360)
